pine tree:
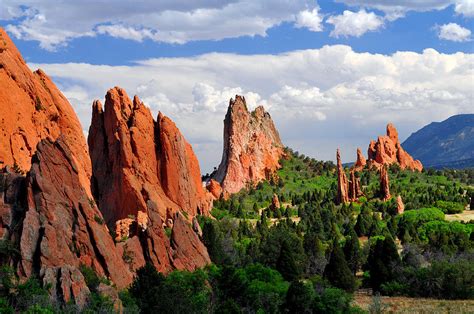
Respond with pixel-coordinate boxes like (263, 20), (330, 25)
(277, 240), (301, 281)
(324, 241), (357, 292)
(343, 226), (360, 274)
(367, 236), (400, 292)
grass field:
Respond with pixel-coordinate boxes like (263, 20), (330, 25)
(354, 291), (474, 313)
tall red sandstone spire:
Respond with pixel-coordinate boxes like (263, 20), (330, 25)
(380, 165), (391, 201)
(212, 95), (284, 196)
(336, 149), (350, 204)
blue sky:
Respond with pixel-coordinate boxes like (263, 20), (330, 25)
(3, 0), (473, 64)
(1, 0), (473, 171)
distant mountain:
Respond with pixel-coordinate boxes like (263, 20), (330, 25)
(402, 114), (474, 169)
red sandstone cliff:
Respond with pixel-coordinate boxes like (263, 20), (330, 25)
(0, 28), (91, 191)
(212, 95), (284, 196)
(88, 87), (211, 272)
(367, 123), (423, 171)
(0, 28), (130, 307)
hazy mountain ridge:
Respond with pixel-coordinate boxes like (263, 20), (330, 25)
(402, 114), (474, 168)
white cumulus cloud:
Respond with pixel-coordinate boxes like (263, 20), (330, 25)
(454, 0), (474, 17)
(438, 23), (471, 42)
(326, 10), (384, 38)
(295, 8), (324, 32)
(28, 46), (473, 169)
(1, 0), (323, 50)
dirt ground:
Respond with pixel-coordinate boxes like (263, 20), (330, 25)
(445, 210), (474, 222)
(353, 291), (474, 313)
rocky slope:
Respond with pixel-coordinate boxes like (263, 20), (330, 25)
(365, 123), (423, 171)
(212, 96), (284, 196)
(402, 114), (474, 168)
(0, 28), (210, 307)
(88, 87), (211, 273)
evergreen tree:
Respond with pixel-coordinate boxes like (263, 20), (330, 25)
(277, 240), (301, 281)
(324, 242), (357, 292)
(284, 280), (315, 313)
(343, 226), (360, 274)
(202, 221), (224, 265)
(366, 236), (400, 292)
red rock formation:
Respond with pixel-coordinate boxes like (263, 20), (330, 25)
(0, 29), (133, 307)
(353, 148), (367, 171)
(88, 88), (211, 225)
(206, 179), (223, 199)
(170, 212), (211, 271)
(270, 193), (281, 211)
(88, 87), (211, 272)
(212, 96), (284, 195)
(367, 123), (423, 171)
(336, 149), (350, 204)
(19, 138), (133, 305)
(348, 170), (363, 201)
(0, 28), (91, 190)
(380, 166), (391, 201)
(396, 195), (404, 214)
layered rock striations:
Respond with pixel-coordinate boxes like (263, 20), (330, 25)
(367, 123), (423, 171)
(212, 96), (284, 196)
(88, 87), (211, 273)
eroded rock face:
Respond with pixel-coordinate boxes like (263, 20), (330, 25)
(0, 28), (91, 189)
(348, 170), (363, 201)
(270, 193), (281, 211)
(212, 96), (284, 195)
(89, 88), (211, 225)
(170, 212), (211, 271)
(353, 148), (367, 171)
(88, 87), (210, 273)
(367, 123), (423, 171)
(380, 166), (391, 201)
(336, 149), (349, 204)
(397, 195), (405, 214)
(19, 138), (133, 304)
(206, 179), (222, 199)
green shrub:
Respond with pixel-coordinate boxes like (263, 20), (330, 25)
(435, 200), (464, 214)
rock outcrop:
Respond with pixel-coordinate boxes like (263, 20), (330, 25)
(212, 96), (284, 196)
(380, 166), (391, 201)
(14, 138), (132, 306)
(353, 148), (367, 171)
(348, 170), (363, 201)
(88, 88), (211, 225)
(88, 87), (211, 273)
(206, 179), (223, 199)
(367, 123), (423, 172)
(0, 28), (91, 188)
(336, 149), (350, 204)
(270, 193), (281, 211)
(396, 195), (405, 214)
(0, 29), (132, 307)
